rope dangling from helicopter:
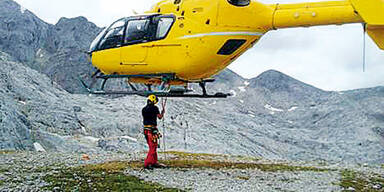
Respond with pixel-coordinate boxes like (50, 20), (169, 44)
(161, 96), (168, 159)
(362, 23), (367, 72)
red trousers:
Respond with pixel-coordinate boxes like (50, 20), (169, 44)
(144, 129), (158, 167)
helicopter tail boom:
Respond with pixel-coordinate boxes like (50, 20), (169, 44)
(270, 0), (384, 50)
(271, 1), (362, 29)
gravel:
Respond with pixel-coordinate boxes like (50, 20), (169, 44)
(1, 152), (383, 192)
(126, 168), (341, 192)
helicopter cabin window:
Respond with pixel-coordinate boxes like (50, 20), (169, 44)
(123, 16), (174, 45)
(227, 0), (250, 6)
(156, 18), (174, 39)
(98, 19), (126, 50)
(124, 19), (150, 44)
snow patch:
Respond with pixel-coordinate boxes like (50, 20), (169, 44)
(36, 49), (44, 58)
(230, 90), (237, 97)
(244, 81), (250, 86)
(81, 126), (88, 134)
(18, 100), (26, 105)
(83, 136), (100, 143)
(238, 86), (246, 92)
(210, 101), (217, 105)
(20, 5), (26, 14)
(288, 106), (298, 112)
(121, 136), (138, 142)
(248, 114), (256, 118)
(239, 100), (244, 104)
(338, 92), (344, 95)
(264, 104), (284, 112)
(34, 142), (46, 152)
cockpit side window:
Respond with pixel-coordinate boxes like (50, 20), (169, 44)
(98, 19), (126, 50)
(156, 17), (174, 39)
(124, 19), (150, 44)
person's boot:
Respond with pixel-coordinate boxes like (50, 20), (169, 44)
(144, 165), (154, 170)
(152, 163), (167, 168)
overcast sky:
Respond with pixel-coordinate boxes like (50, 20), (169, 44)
(13, 0), (384, 91)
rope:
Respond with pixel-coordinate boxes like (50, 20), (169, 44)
(161, 97), (168, 160)
(363, 23), (367, 72)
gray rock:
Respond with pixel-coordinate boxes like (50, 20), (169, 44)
(0, 0), (102, 93)
(0, 0), (383, 165)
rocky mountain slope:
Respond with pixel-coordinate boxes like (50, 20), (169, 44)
(0, 0), (383, 164)
(0, 0), (101, 93)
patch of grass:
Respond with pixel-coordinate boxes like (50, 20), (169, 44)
(340, 170), (384, 191)
(234, 155), (262, 161)
(0, 180), (4, 186)
(127, 159), (330, 172)
(43, 161), (183, 192)
(237, 176), (250, 180)
(160, 151), (223, 159)
(162, 159), (330, 172)
(0, 167), (7, 173)
(0, 150), (16, 155)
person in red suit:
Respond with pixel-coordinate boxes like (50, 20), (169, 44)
(142, 95), (166, 169)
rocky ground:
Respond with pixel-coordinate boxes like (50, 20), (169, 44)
(1, 151), (384, 192)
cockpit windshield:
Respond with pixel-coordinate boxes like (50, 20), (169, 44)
(98, 19), (126, 50)
(89, 15), (175, 53)
(89, 28), (107, 53)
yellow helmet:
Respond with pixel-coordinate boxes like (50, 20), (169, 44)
(147, 94), (159, 104)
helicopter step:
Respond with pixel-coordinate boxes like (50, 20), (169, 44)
(79, 72), (231, 98)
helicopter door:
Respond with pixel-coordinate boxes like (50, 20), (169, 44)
(120, 19), (150, 65)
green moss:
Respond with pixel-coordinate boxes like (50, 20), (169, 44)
(0, 180), (4, 186)
(340, 170), (384, 191)
(43, 161), (183, 192)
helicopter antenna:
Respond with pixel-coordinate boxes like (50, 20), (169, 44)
(362, 23), (367, 72)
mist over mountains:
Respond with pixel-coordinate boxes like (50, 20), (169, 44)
(0, 0), (384, 164)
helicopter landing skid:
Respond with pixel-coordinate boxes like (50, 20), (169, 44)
(79, 73), (231, 98)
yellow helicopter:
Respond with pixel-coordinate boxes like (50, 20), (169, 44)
(82, 0), (384, 98)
